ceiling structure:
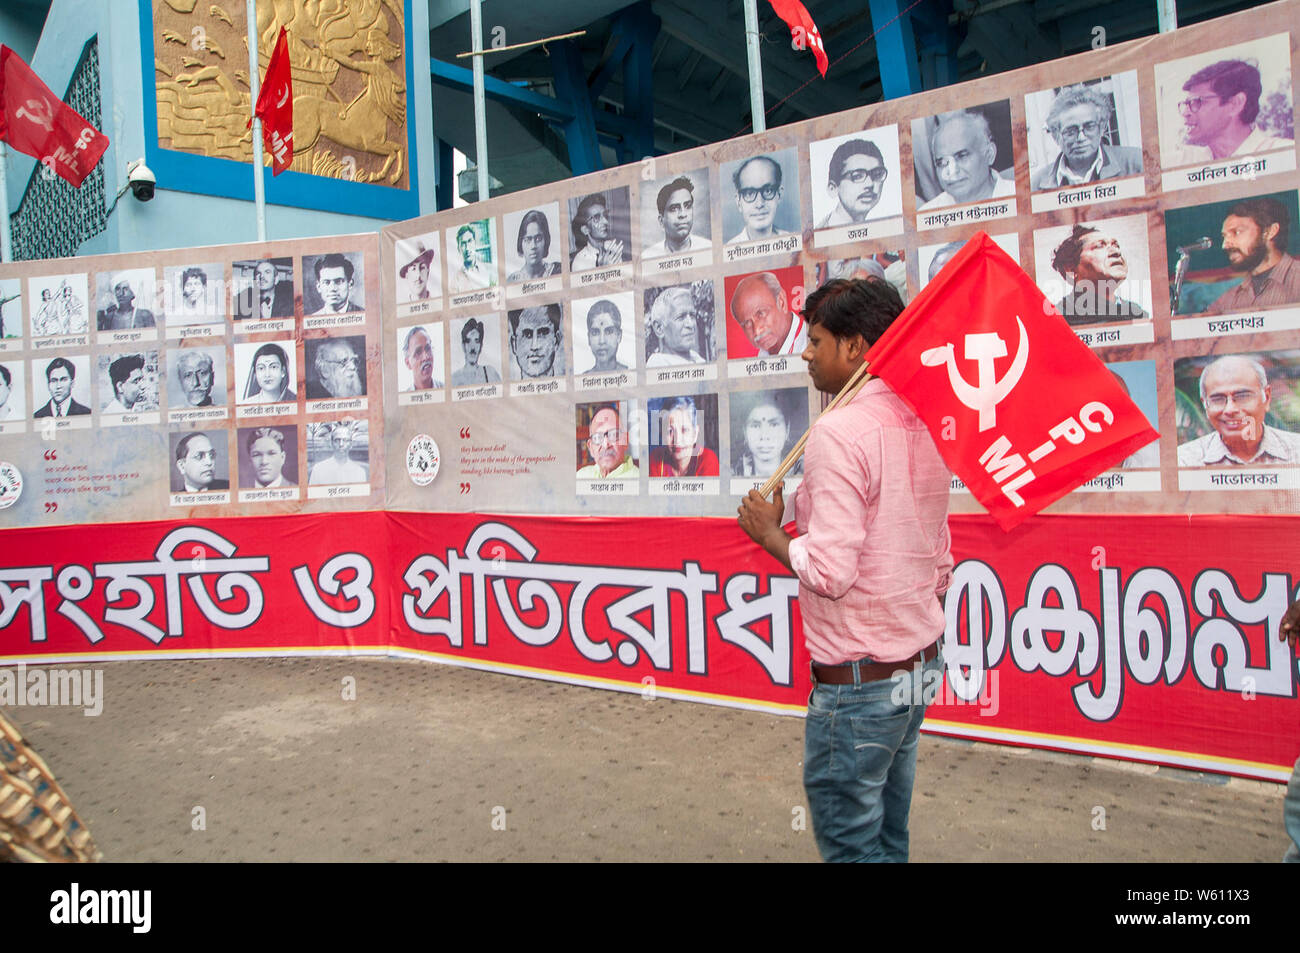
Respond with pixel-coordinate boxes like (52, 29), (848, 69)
(426, 0), (1272, 203)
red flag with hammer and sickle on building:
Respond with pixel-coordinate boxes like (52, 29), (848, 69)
(768, 0), (828, 77)
(864, 232), (1158, 530)
(0, 45), (108, 187)
(251, 27), (293, 175)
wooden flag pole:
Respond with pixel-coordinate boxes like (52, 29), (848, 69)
(757, 359), (872, 498)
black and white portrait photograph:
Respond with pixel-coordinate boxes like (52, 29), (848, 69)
(306, 420), (370, 485)
(1033, 214), (1153, 325)
(94, 268), (157, 332)
(719, 149), (801, 244)
(567, 188), (633, 271)
(639, 171), (713, 259)
(163, 263), (224, 326)
(234, 339), (297, 404)
(573, 293), (636, 375)
(0, 362), (25, 420)
(0, 278), (22, 341)
(28, 273), (88, 337)
(96, 350), (160, 414)
(169, 430), (230, 493)
(237, 425), (299, 489)
(644, 280), (716, 366)
(305, 335), (368, 399)
(302, 251), (365, 316)
(729, 386), (809, 479)
(507, 303), (566, 381)
(1155, 34), (1294, 168)
(1026, 73), (1144, 193)
(450, 314), (502, 388)
(912, 101), (1016, 211)
(816, 252), (908, 304)
(232, 257), (294, 321)
(167, 346), (227, 409)
(445, 220), (499, 292)
(394, 232), (441, 304)
(31, 354), (91, 418)
(503, 205), (564, 282)
(809, 126), (903, 228)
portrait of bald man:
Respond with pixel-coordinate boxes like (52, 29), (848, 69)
(913, 104), (1016, 211)
(400, 325), (443, 391)
(1177, 353), (1300, 466)
(727, 270), (806, 358)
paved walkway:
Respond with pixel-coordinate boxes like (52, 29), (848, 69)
(7, 657), (1290, 862)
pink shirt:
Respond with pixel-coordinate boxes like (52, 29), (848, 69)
(788, 379), (953, 664)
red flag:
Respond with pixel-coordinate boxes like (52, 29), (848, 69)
(251, 27), (293, 175)
(768, 0), (828, 77)
(864, 233), (1158, 530)
(0, 45), (108, 188)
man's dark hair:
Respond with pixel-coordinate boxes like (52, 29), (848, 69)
(175, 431), (211, 463)
(1183, 59), (1263, 124)
(456, 224), (476, 246)
(572, 194), (608, 245)
(461, 316), (484, 344)
(313, 253), (354, 282)
(109, 353), (145, 392)
(802, 277), (904, 346)
(516, 209), (551, 256)
(0, 364), (10, 388)
(656, 176), (695, 215)
(828, 139), (884, 184)
(1228, 197), (1290, 252)
(45, 356), (74, 381)
(509, 303), (561, 334)
(586, 299), (622, 333)
(1051, 225), (1101, 278)
(246, 426), (285, 453)
(181, 266), (208, 287)
(731, 155), (782, 192)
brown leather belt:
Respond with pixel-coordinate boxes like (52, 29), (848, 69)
(811, 640), (941, 685)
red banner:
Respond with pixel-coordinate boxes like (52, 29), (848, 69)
(251, 27), (293, 176)
(867, 233), (1159, 529)
(768, 0), (828, 77)
(0, 45), (108, 187)
(0, 511), (1295, 780)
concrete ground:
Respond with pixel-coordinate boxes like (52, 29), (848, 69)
(6, 656), (1291, 862)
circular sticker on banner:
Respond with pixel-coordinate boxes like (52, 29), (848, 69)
(407, 434), (440, 486)
(0, 462), (22, 509)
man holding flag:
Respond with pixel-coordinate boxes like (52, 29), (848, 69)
(738, 276), (952, 863)
(738, 234), (1158, 861)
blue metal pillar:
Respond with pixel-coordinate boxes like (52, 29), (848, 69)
(617, 1), (659, 160)
(550, 39), (603, 175)
(868, 0), (923, 99)
(434, 138), (455, 211)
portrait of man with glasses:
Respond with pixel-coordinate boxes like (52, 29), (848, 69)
(1177, 353), (1300, 467)
(810, 128), (902, 230)
(305, 335), (367, 400)
(577, 401), (639, 479)
(1029, 83), (1144, 192)
(1157, 39), (1294, 169)
(724, 152), (798, 245)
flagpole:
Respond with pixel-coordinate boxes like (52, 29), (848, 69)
(246, 0), (267, 242)
(0, 143), (12, 262)
(742, 0), (766, 133)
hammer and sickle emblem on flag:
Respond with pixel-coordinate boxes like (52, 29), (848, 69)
(275, 84), (289, 109)
(920, 316), (1029, 432)
(16, 97), (54, 132)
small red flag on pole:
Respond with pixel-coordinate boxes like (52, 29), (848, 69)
(0, 45), (108, 187)
(767, 0), (829, 77)
(250, 27), (293, 175)
(864, 233), (1159, 530)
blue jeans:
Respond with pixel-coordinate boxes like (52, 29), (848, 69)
(1285, 757), (1300, 863)
(803, 648), (942, 863)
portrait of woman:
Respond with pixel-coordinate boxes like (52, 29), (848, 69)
(241, 341), (296, 403)
(730, 388), (808, 478)
(506, 208), (562, 283)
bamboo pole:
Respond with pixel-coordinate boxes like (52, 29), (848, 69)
(757, 359), (873, 497)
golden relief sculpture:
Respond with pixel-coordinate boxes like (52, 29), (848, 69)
(152, 0), (408, 189)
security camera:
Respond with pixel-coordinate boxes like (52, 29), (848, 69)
(127, 159), (155, 202)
